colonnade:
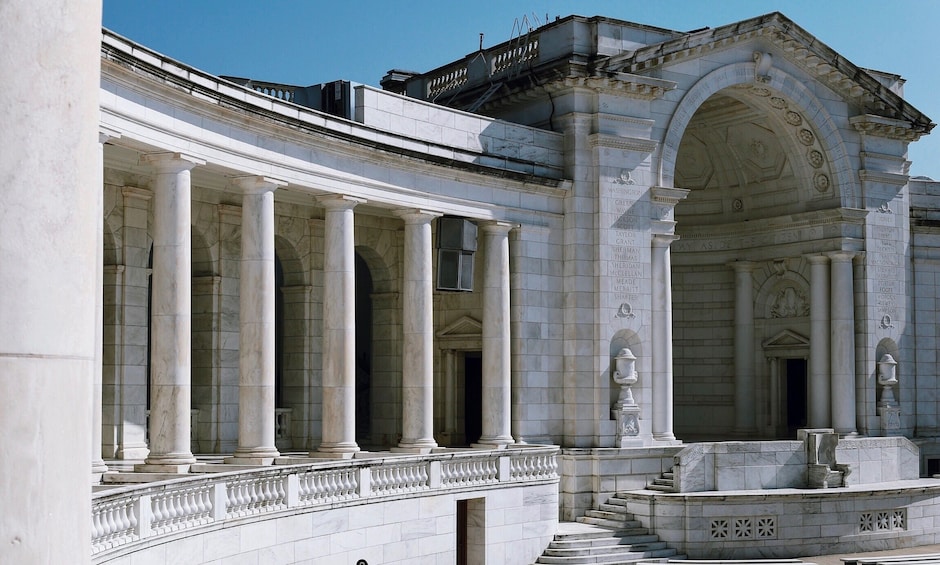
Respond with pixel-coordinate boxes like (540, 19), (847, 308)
(95, 151), (516, 474)
(730, 253), (859, 437)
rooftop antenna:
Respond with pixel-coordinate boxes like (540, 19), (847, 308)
(479, 33), (484, 51)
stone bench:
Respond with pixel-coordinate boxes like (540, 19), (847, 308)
(637, 560), (813, 565)
(841, 554), (940, 565)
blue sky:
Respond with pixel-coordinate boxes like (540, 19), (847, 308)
(103, 0), (939, 179)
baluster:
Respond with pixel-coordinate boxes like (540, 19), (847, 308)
(92, 508), (104, 539)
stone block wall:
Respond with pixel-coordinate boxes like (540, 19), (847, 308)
(622, 481), (940, 559)
(672, 437), (920, 493)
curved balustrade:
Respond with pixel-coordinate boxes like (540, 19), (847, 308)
(91, 446), (558, 561)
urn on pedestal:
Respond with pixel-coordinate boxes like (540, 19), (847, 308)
(612, 348), (641, 446)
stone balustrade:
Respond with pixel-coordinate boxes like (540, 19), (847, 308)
(91, 446), (558, 561)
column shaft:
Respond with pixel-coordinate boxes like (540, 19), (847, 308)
(0, 2), (101, 560)
(731, 261), (757, 434)
(396, 210), (439, 451)
(315, 196), (363, 455)
(830, 252), (858, 436)
(93, 131), (115, 477)
(477, 222), (514, 446)
(651, 235), (678, 442)
(808, 255), (831, 428)
(139, 152), (203, 471)
(230, 177), (284, 464)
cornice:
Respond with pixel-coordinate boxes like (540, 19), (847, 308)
(851, 114), (926, 142)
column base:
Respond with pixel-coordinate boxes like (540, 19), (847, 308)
(310, 441), (359, 459)
(394, 438), (438, 454)
(92, 459), (109, 474)
(472, 436), (514, 449)
(227, 447), (279, 466)
(116, 443), (150, 460)
(134, 463), (192, 474)
(224, 456), (277, 466)
(306, 451), (357, 460)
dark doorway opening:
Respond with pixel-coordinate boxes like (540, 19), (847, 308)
(456, 499), (468, 565)
(785, 358), (808, 437)
(464, 352), (482, 445)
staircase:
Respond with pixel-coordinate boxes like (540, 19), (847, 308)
(646, 470), (676, 493)
(534, 494), (683, 564)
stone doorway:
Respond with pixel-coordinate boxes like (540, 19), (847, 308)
(464, 352), (483, 446)
(783, 358), (808, 438)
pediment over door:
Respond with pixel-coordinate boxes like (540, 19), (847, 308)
(761, 329), (810, 358)
(436, 315), (482, 350)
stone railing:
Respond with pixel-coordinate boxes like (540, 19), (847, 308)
(491, 35), (539, 75)
(91, 445), (558, 561)
(427, 62), (469, 99)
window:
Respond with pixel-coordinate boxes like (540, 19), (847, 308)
(437, 217), (477, 291)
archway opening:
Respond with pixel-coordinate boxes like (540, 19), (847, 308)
(670, 86), (834, 440)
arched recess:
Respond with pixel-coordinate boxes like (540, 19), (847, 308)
(874, 338), (901, 431)
(658, 61), (857, 207)
(663, 61), (860, 441)
(273, 234), (309, 452)
(609, 329), (648, 441)
(353, 243), (398, 448)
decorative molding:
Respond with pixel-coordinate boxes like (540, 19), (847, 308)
(851, 114), (925, 142)
(553, 74), (677, 100)
(589, 133), (658, 154)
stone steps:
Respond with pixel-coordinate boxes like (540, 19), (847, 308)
(647, 470), (676, 492)
(534, 493), (683, 565)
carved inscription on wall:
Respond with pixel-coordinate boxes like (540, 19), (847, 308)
(609, 198), (646, 310)
(870, 226), (902, 324)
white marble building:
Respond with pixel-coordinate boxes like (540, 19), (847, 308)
(5, 7), (940, 564)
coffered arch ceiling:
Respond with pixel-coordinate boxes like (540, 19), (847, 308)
(674, 85), (839, 227)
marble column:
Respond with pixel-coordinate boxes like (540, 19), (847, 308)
(807, 255), (831, 428)
(228, 176), (286, 464)
(730, 261), (757, 435)
(829, 251), (858, 436)
(395, 209), (440, 452)
(138, 152), (204, 472)
(477, 221), (515, 447)
(0, 1), (101, 560)
(93, 130), (119, 479)
(651, 234), (678, 442)
(314, 195), (364, 456)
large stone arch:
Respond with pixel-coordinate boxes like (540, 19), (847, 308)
(658, 61), (858, 208)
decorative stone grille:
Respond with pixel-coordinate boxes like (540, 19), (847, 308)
(859, 509), (906, 533)
(709, 516), (777, 540)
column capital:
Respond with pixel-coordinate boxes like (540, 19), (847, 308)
(479, 220), (516, 235)
(727, 260), (758, 272)
(651, 233), (680, 247)
(99, 126), (122, 144)
(231, 175), (287, 194)
(317, 193), (366, 210)
(139, 151), (205, 173)
(826, 250), (861, 263)
(394, 208), (441, 224)
(805, 254), (830, 265)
